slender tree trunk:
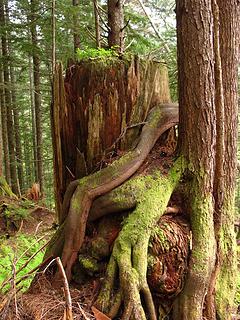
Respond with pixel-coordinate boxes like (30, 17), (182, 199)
(107, 0), (124, 52)
(209, 1), (239, 319)
(10, 66), (24, 193)
(93, 0), (101, 48)
(30, 0), (44, 193)
(5, 0), (23, 192)
(0, 64), (10, 182)
(52, 0), (56, 75)
(23, 130), (32, 189)
(72, 0), (80, 52)
(28, 55), (37, 184)
(0, 93), (2, 176)
(0, 0), (19, 195)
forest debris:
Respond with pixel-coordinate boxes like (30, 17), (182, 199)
(55, 257), (73, 320)
(91, 306), (111, 320)
(26, 183), (41, 201)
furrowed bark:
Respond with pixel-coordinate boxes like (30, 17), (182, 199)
(52, 58), (171, 223)
(174, 1), (216, 319)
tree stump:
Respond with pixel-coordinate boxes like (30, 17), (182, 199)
(52, 56), (171, 222)
(47, 56), (189, 320)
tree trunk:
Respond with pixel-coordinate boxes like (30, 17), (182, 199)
(72, 0), (80, 52)
(93, 0), (101, 48)
(0, 93), (2, 177)
(0, 0), (19, 195)
(10, 66), (24, 193)
(52, 0), (56, 76)
(28, 55), (38, 184)
(0, 66), (10, 182)
(107, 0), (124, 52)
(30, 0), (43, 194)
(210, 1), (239, 318)
(174, 0), (239, 319)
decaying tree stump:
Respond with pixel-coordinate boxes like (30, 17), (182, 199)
(52, 56), (171, 221)
(45, 55), (190, 320)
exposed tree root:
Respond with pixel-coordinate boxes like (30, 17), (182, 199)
(46, 103), (179, 281)
(95, 158), (185, 320)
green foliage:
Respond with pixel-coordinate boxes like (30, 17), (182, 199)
(0, 234), (46, 292)
(2, 200), (35, 222)
(3, 207), (29, 221)
(76, 47), (119, 61)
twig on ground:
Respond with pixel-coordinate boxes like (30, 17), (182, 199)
(34, 221), (43, 235)
(12, 254), (19, 319)
(55, 257), (73, 320)
(77, 303), (90, 320)
(16, 256), (53, 286)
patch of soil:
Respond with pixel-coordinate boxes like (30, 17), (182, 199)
(21, 207), (56, 235)
(0, 197), (56, 237)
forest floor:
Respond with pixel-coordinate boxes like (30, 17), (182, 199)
(0, 142), (240, 320)
(0, 198), (99, 320)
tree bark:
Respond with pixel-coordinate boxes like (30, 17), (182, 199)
(52, 57), (171, 222)
(0, 65), (10, 182)
(30, 0), (44, 193)
(28, 55), (38, 184)
(107, 0), (124, 52)
(10, 66), (24, 193)
(93, 0), (101, 48)
(0, 0), (19, 195)
(174, 0), (239, 319)
(52, 0), (56, 76)
(72, 0), (80, 52)
(210, 1), (239, 319)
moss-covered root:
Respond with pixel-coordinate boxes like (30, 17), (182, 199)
(51, 104), (179, 281)
(96, 158), (184, 320)
(96, 237), (155, 320)
(172, 192), (216, 320)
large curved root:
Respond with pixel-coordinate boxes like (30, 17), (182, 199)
(50, 104), (179, 279)
(96, 231), (155, 320)
(95, 158), (185, 319)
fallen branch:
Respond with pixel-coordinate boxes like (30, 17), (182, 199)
(55, 257), (73, 320)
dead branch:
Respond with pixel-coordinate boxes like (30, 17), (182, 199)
(55, 257), (73, 320)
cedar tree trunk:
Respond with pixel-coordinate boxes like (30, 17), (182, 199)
(173, 1), (239, 319)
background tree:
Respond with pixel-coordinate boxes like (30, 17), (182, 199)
(107, 0), (124, 52)
(30, 0), (43, 193)
(72, 0), (80, 52)
(0, 0), (19, 195)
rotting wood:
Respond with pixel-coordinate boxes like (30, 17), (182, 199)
(51, 57), (171, 223)
(47, 103), (179, 282)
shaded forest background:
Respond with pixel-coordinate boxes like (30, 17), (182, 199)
(0, 0), (239, 314)
(0, 0), (178, 207)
